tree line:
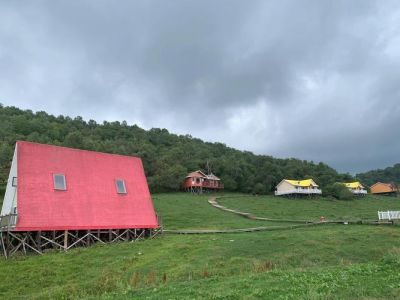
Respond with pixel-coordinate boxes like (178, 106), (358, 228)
(356, 164), (400, 187)
(0, 104), (356, 194)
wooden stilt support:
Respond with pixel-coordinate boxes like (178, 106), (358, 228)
(0, 225), (161, 258)
(64, 230), (68, 251)
(0, 232), (7, 259)
(36, 231), (42, 252)
(87, 230), (91, 246)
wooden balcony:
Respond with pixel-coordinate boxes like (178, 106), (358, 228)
(202, 181), (224, 189)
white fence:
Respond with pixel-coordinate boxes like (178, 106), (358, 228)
(275, 189), (322, 196)
(378, 211), (400, 221)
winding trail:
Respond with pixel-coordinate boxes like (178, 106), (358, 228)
(163, 222), (321, 234)
(208, 197), (311, 223)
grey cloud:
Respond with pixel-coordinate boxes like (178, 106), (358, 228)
(1, 0), (400, 173)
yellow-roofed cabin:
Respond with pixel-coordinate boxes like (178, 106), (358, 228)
(343, 182), (367, 196)
(275, 179), (322, 197)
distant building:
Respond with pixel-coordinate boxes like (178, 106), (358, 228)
(183, 170), (224, 194)
(343, 182), (367, 195)
(275, 179), (322, 196)
(370, 182), (399, 196)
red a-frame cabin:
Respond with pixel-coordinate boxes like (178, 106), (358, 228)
(0, 141), (160, 257)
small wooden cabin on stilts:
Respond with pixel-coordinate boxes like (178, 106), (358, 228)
(182, 170), (224, 194)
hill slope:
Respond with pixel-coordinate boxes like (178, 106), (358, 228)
(0, 105), (353, 193)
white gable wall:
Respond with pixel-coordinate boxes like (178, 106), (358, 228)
(276, 180), (294, 193)
(1, 145), (17, 216)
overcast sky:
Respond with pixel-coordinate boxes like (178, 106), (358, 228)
(1, 1), (400, 174)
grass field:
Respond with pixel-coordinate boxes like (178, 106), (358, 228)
(218, 194), (400, 221)
(1, 192), (400, 299)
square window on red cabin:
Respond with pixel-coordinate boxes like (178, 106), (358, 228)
(115, 179), (127, 194)
(53, 174), (66, 190)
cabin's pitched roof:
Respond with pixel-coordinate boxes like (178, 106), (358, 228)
(370, 182), (398, 191)
(206, 173), (220, 181)
(371, 182), (395, 188)
(7, 141), (158, 231)
(186, 170), (207, 178)
(344, 182), (364, 189)
(284, 179), (318, 187)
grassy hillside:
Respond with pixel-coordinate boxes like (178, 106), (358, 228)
(1, 193), (400, 299)
(153, 193), (293, 229)
(218, 194), (400, 221)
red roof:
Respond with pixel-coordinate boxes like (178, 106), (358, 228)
(15, 141), (158, 231)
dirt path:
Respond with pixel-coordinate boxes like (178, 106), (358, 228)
(208, 196), (311, 223)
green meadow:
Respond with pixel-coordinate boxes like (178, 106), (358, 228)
(1, 192), (400, 299)
(218, 194), (400, 221)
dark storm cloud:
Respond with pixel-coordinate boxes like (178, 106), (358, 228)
(0, 0), (400, 173)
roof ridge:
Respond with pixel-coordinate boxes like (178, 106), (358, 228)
(17, 140), (140, 160)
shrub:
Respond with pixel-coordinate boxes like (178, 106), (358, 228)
(324, 183), (353, 200)
(253, 183), (266, 195)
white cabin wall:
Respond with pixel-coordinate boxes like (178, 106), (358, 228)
(1, 145), (17, 216)
(277, 181), (294, 193)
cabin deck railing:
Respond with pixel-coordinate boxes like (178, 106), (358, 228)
(0, 214), (18, 231)
(202, 182), (224, 189)
(275, 189), (322, 196)
(351, 189), (368, 195)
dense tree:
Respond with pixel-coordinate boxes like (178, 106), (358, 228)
(0, 105), (356, 193)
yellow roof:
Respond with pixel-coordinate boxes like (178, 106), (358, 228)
(285, 179), (318, 187)
(344, 182), (364, 189)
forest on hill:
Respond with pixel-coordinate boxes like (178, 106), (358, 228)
(0, 104), (354, 193)
(356, 164), (400, 187)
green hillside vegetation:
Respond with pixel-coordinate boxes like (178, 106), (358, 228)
(357, 163), (400, 187)
(1, 193), (400, 299)
(0, 105), (354, 193)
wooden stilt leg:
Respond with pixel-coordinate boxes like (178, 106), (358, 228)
(36, 231), (42, 253)
(64, 230), (68, 251)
